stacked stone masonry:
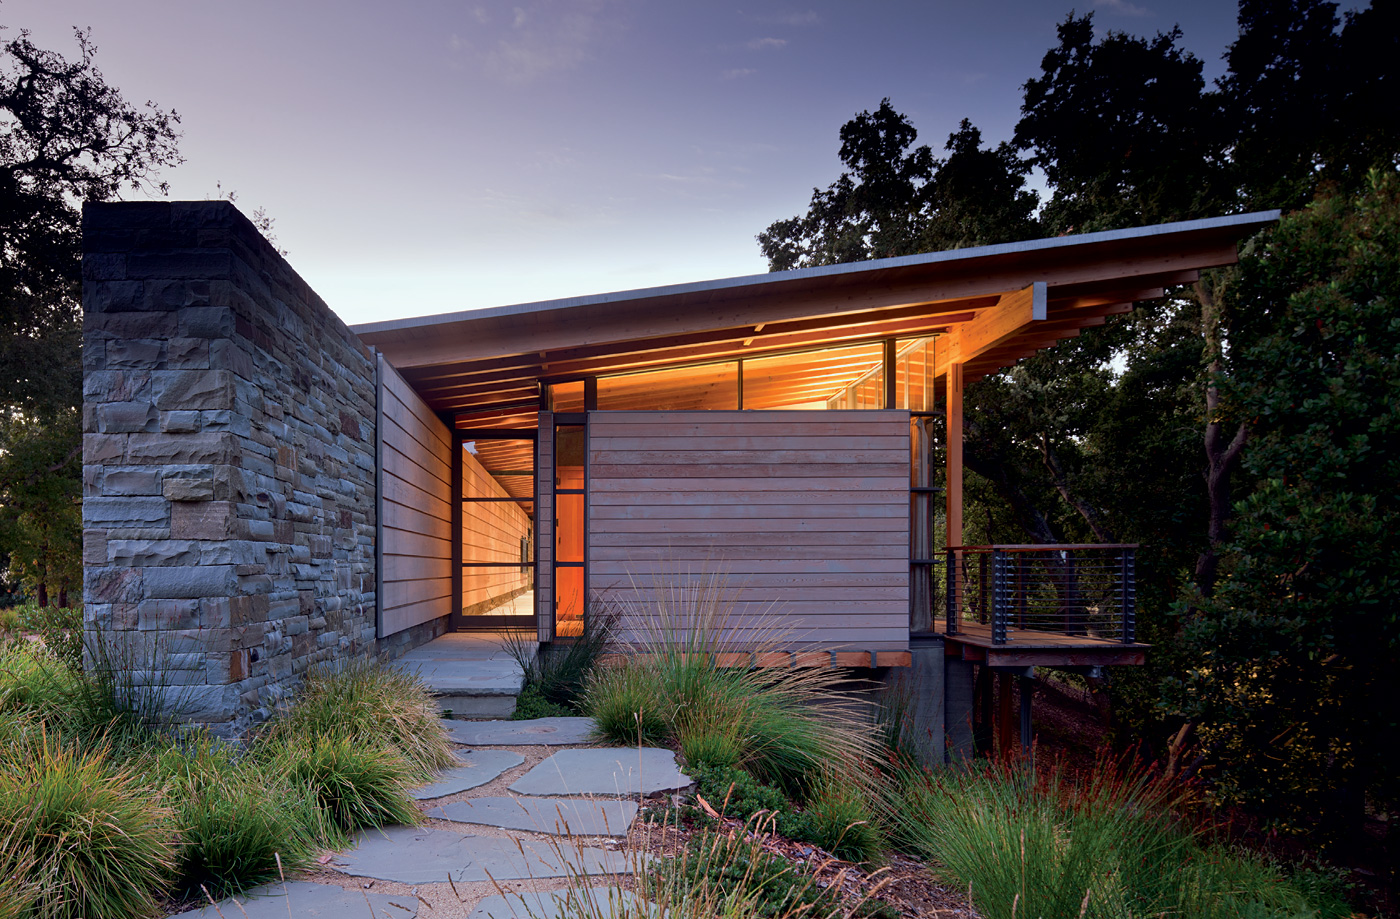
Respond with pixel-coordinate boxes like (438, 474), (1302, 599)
(82, 201), (385, 734)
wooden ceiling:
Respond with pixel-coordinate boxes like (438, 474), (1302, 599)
(357, 212), (1279, 503)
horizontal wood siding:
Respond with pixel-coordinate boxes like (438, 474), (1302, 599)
(380, 361), (453, 636)
(588, 410), (910, 651)
(462, 444), (531, 611)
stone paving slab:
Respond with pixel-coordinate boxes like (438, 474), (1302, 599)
(401, 659), (525, 695)
(412, 749), (526, 800)
(468, 887), (649, 919)
(428, 796), (639, 836)
(169, 880), (418, 918)
(510, 748), (691, 797)
(332, 826), (633, 885)
(444, 716), (596, 746)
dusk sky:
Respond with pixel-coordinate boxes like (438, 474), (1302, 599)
(11, 1), (1255, 325)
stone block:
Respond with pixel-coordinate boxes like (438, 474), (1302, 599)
(108, 539), (198, 567)
(105, 339), (163, 370)
(172, 683), (240, 723)
(153, 370), (233, 411)
(85, 279), (144, 313)
(160, 411), (200, 433)
(101, 468), (162, 496)
(127, 250), (234, 282)
(84, 496), (168, 527)
(83, 433), (125, 464)
(171, 501), (234, 539)
(85, 567), (143, 604)
(83, 529), (108, 565)
(127, 432), (233, 465)
(142, 565), (238, 599)
(179, 306), (233, 339)
(198, 540), (267, 566)
(166, 338), (209, 369)
(199, 409), (250, 437)
(209, 339), (255, 378)
(162, 471), (215, 501)
(82, 252), (127, 281)
(96, 401), (156, 434)
(138, 599), (199, 631)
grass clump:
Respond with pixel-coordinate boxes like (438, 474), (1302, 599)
(260, 657), (454, 779)
(156, 735), (314, 900)
(889, 755), (1340, 919)
(264, 733), (421, 847)
(0, 736), (173, 919)
(503, 600), (615, 720)
(584, 570), (876, 798)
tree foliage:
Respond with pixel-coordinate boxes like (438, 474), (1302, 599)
(758, 100), (1037, 271)
(1179, 173), (1400, 838)
(758, 2), (1400, 846)
(0, 25), (180, 602)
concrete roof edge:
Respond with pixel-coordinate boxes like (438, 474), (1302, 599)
(350, 210), (1281, 338)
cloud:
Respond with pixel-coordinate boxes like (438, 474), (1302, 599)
(746, 37), (788, 50)
(441, 0), (628, 84)
(745, 10), (820, 26)
(1098, 0), (1151, 16)
(722, 68), (757, 80)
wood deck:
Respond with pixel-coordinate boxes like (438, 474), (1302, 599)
(934, 620), (1149, 667)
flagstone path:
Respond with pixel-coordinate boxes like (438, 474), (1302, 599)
(170, 717), (690, 919)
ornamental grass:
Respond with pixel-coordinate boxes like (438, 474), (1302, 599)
(583, 568), (878, 799)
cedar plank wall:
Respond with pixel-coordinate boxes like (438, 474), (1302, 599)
(378, 360), (453, 635)
(461, 445), (531, 612)
(588, 410), (910, 650)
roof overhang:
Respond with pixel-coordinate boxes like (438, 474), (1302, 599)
(354, 211), (1279, 415)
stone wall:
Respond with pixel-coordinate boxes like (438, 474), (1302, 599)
(81, 201), (381, 734)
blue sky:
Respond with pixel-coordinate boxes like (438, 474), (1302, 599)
(10, 1), (1250, 324)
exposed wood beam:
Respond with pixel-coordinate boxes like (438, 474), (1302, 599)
(934, 282), (1046, 378)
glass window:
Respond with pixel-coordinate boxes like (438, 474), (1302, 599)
(597, 362), (738, 411)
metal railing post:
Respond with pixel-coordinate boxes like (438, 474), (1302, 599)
(1121, 546), (1136, 643)
(945, 548), (958, 635)
(991, 548), (1009, 644)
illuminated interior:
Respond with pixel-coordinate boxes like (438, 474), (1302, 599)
(452, 335), (938, 635)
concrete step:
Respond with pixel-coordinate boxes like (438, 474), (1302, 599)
(393, 631), (537, 719)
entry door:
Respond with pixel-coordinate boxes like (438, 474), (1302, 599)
(455, 430), (537, 630)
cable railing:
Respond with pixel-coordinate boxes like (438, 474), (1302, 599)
(944, 544), (1137, 645)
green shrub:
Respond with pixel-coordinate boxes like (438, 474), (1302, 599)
(263, 657), (454, 779)
(266, 733), (420, 847)
(0, 737), (173, 919)
(512, 682), (572, 720)
(691, 764), (803, 836)
(157, 734), (314, 900)
(21, 604), (83, 671)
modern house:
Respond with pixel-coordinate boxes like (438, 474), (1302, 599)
(80, 201), (1277, 744)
